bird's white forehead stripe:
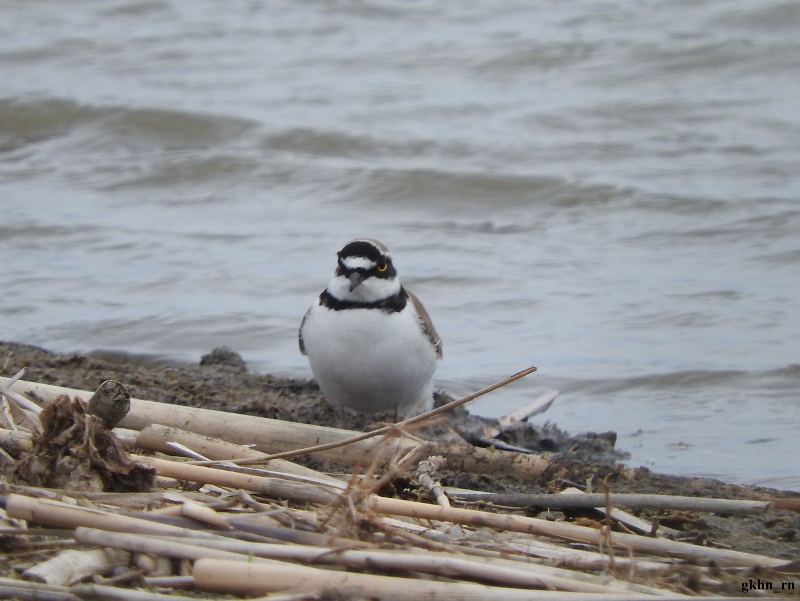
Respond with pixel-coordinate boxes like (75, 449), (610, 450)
(342, 256), (376, 270)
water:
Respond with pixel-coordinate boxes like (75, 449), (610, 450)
(1, 0), (799, 489)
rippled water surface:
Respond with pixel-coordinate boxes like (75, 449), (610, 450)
(1, 1), (799, 488)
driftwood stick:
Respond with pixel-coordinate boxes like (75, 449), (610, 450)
(408, 366), (538, 425)
(70, 583), (204, 601)
(414, 456), (450, 508)
(0, 588), (75, 601)
(74, 527), (273, 564)
(135, 424), (344, 486)
(499, 535), (676, 572)
(2, 494), (218, 538)
(192, 557), (695, 600)
(447, 491), (773, 515)
(0, 380), (43, 415)
(2, 377), (550, 477)
(140, 457), (340, 506)
(178, 502), (232, 530)
(0, 577), (77, 601)
(556, 487), (677, 538)
(497, 389), (559, 431)
(243, 593), (326, 601)
(141, 576), (194, 589)
(22, 548), (129, 586)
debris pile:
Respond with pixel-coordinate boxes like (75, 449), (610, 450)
(0, 367), (798, 600)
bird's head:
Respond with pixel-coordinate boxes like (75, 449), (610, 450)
(326, 238), (401, 303)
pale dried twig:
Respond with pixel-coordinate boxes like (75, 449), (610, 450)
(414, 455), (450, 508)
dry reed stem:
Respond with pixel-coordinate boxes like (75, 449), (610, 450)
(138, 457), (340, 506)
(492, 535), (677, 572)
(414, 455), (450, 507)
(448, 491), (774, 515)
(498, 389), (559, 430)
(0, 376), (43, 415)
(74, 527), (276, 565)
(0, 578), (75, 601)
(3, 494), (221, 539)
(70, 583), (207, 601)
(22, 548), (129, 586)
(135, 424), (344, 486)
(192, 557), (705, 600)
(177, 502), (231, 529)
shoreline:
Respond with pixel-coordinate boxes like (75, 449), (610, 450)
(2, 340), (799, 561)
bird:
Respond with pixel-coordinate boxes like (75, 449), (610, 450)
(299, 238), (442, 419)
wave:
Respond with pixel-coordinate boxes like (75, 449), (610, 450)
(0, 97), (257, 154)
(357, 167), (623, 209)
(556, 365), (800, 395)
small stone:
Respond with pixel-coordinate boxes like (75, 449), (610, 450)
(200, 346), (247, 372)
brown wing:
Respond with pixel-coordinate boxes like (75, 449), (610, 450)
(298, 306), (311, 355)
(408, 290), (443, 358)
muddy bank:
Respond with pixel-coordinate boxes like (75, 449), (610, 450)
(2, 341), (799, 563)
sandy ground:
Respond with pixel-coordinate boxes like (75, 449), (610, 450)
(2, 340), (799, 563)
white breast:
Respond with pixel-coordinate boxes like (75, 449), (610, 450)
(300, 301), (439, 415)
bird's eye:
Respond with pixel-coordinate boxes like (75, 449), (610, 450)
(377, 261), (388, 272)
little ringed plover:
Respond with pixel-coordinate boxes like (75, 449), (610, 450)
(299, 238), (442, 418)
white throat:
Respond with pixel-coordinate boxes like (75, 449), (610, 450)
(327, 273), (401, 303)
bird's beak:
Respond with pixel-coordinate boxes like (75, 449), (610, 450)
(348, 272), (366, 291)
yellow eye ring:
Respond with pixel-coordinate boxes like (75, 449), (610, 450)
(377, 261), (388, 272)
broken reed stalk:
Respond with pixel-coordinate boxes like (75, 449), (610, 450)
(71, 583), (205, 601)
(75, 528), (276, 565)
(215, 364), (538, 465)
(0, 381), (43, 415)
(1, 495), (220, 539)
(0, 578), (204, 601)
(496, 536), (676, 572)
(134, 424), (345, 486)
(0, 578), (73, 601)
(22, 548), (129, 587)
(191, 558), (696, 600)
(497, 389), (559, 430)
(449, 491), (774, 515)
